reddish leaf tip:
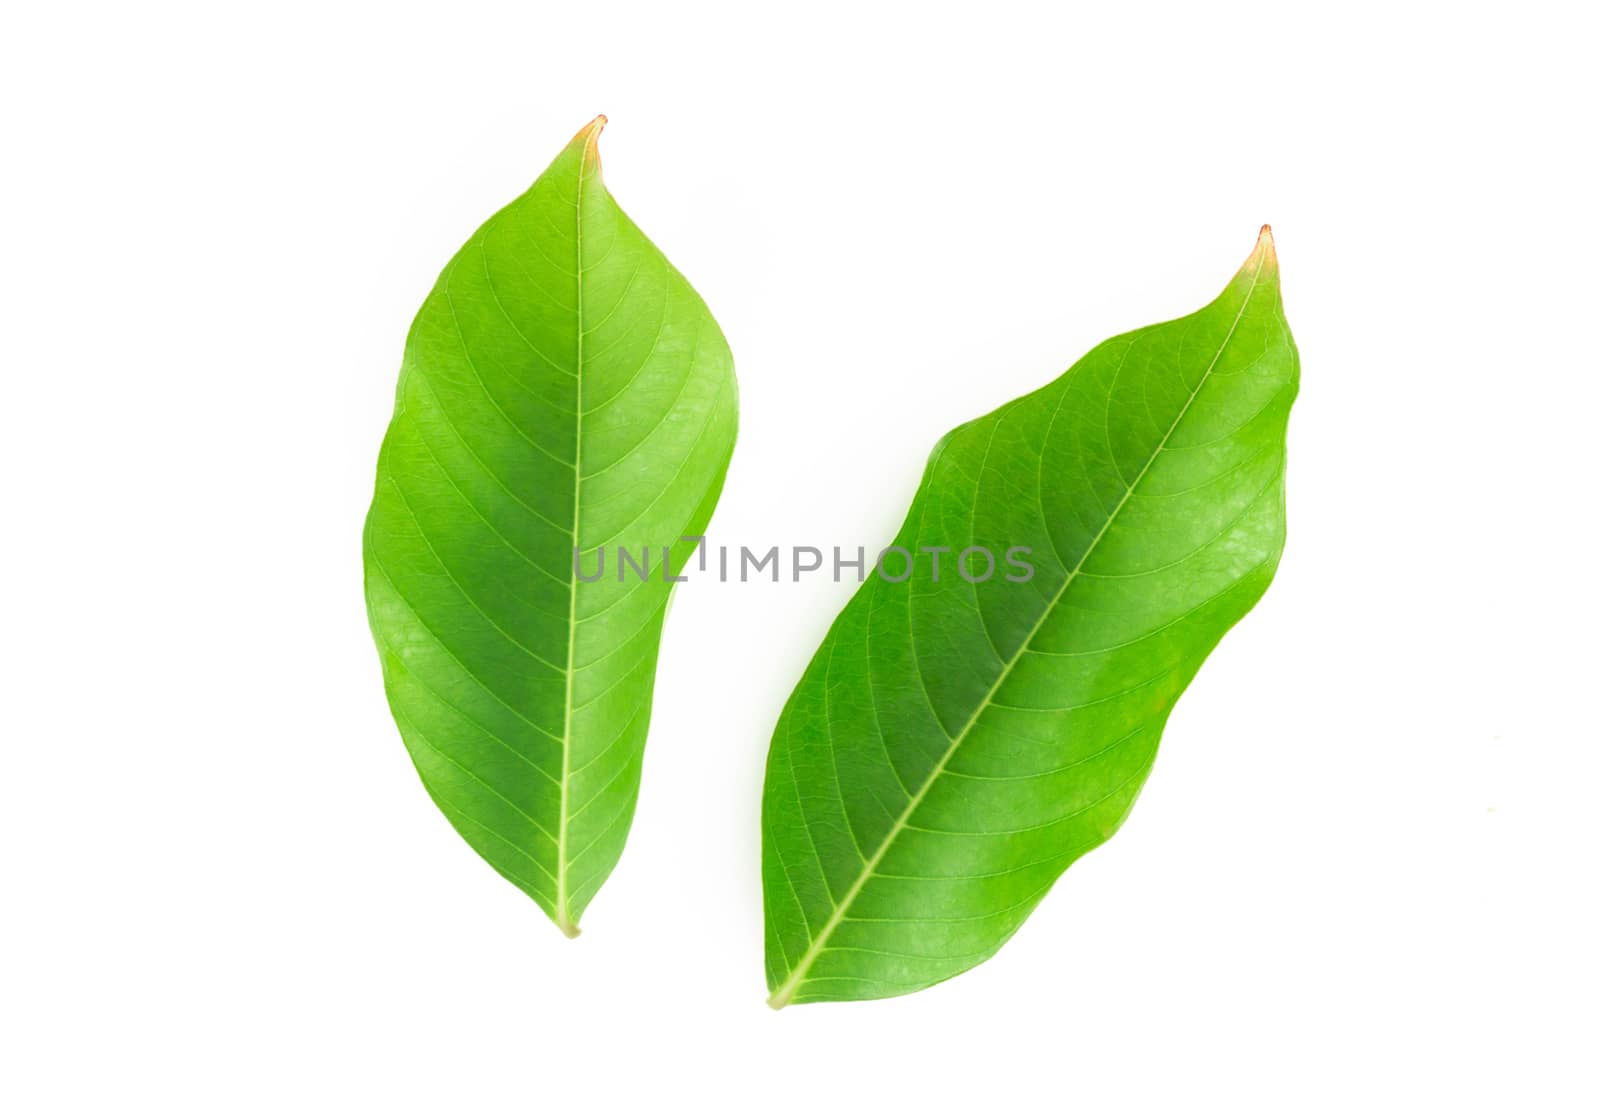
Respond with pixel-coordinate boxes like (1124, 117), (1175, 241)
(1250, 224), (1278, 270)
(569, 115), (607, 173)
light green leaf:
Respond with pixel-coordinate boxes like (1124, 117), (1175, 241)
(762, 229), (1297, 1004)
(364, 118), (737, 936)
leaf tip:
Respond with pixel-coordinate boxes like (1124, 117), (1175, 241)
(568, 114), (607, 171)
(558, 918), (582, 939)
(584, 113), (608, 135)
(766, 990), (790, 1010)
(1253, 223), (1277, 265)
(1234, 224), (1278, 284)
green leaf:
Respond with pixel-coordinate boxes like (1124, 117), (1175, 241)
(762, 229), (1297, 1005)
(364, 118), (737, 936)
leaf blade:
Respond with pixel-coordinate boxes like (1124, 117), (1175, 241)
(763, 229), (1296, 1004)
(365, 118), (737, 934)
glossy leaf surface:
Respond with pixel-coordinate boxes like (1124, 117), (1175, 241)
(365, 119), (737, 935)
(763, 230), (1296, 1004)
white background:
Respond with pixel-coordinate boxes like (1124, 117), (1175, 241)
(4, 1), (1596, 1114)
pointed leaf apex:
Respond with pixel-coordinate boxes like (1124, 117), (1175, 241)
(567, 115), (607, 172)
(1234, 224), (1278, 282)
(1253, 224), (1277, 266)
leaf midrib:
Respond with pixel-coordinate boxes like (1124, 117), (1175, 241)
(768, 255), (1268, 1007)
(555, 134), (595, 938)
